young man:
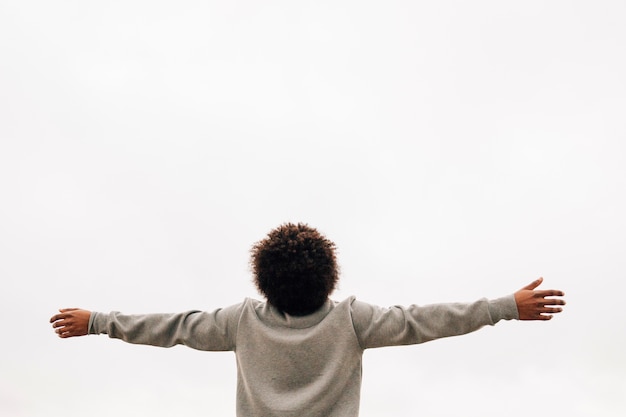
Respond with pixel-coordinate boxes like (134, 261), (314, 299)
(50, 223), (565, 417)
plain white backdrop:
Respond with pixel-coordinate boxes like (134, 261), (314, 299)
(1, 1), (624, 416)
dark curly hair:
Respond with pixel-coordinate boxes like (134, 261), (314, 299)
(250, 223), (339, 316)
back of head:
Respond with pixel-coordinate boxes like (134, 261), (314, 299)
(250, 223), (339, 316)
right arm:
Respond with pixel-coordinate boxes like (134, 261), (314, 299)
(350, 277), (565, 349)
(350, 296), (516, 349)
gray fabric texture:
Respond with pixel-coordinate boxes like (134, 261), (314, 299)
(89, 294), (518, 417)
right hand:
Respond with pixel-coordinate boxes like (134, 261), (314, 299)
(514, 277), (565, 320)
(50, 308), (91, 338)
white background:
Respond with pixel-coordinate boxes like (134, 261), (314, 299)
(1, 1), (624, 416)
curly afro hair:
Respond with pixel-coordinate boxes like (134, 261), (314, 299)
(250, 223), (339, 316)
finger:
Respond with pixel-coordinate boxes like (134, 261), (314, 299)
(541, 298), (566, 306)
(535, 289), (565, 298)
(528, 311), (554, 320)
(57, 327), (75, 337)
(50, 313), (72, 323)
(52, 320), (65, 328)
(521, 277), (543, 291)
(59, 308), (79, 313)
(52, 318), (75, 328)
(59, 328), (78, 338)
(50, 314), (66, 323)
(539, 306), (563, 314)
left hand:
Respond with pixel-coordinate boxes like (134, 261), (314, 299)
(514, 277), (565, 320)
(50, 308), (91, 338)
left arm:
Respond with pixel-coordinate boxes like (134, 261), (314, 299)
(50, 304), (243, 351)
(50, 308), (90, 338)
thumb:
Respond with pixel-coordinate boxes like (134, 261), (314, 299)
(59, 308), (79, 312)
(520, 277), (543, 291)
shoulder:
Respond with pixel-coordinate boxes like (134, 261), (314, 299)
(332, 296), (383, 323)
(337, 296), (379, 313)
(240, 297), (266, 313)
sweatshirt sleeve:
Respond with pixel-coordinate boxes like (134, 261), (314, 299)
(350, 295), (518, 349)
(88, 303), (243, 351)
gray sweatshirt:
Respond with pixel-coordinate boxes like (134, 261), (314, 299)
(89, 295), (518, 417)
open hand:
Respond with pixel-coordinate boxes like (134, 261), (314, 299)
(50, 308), (91, 338)
(514, 277), (565, 320)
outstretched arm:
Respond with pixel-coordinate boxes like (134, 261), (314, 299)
(50, 304), (243, 351)
(352, 277), (565, 349)
(50, 308), (91, 338)
(514, 277), (565, 320)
